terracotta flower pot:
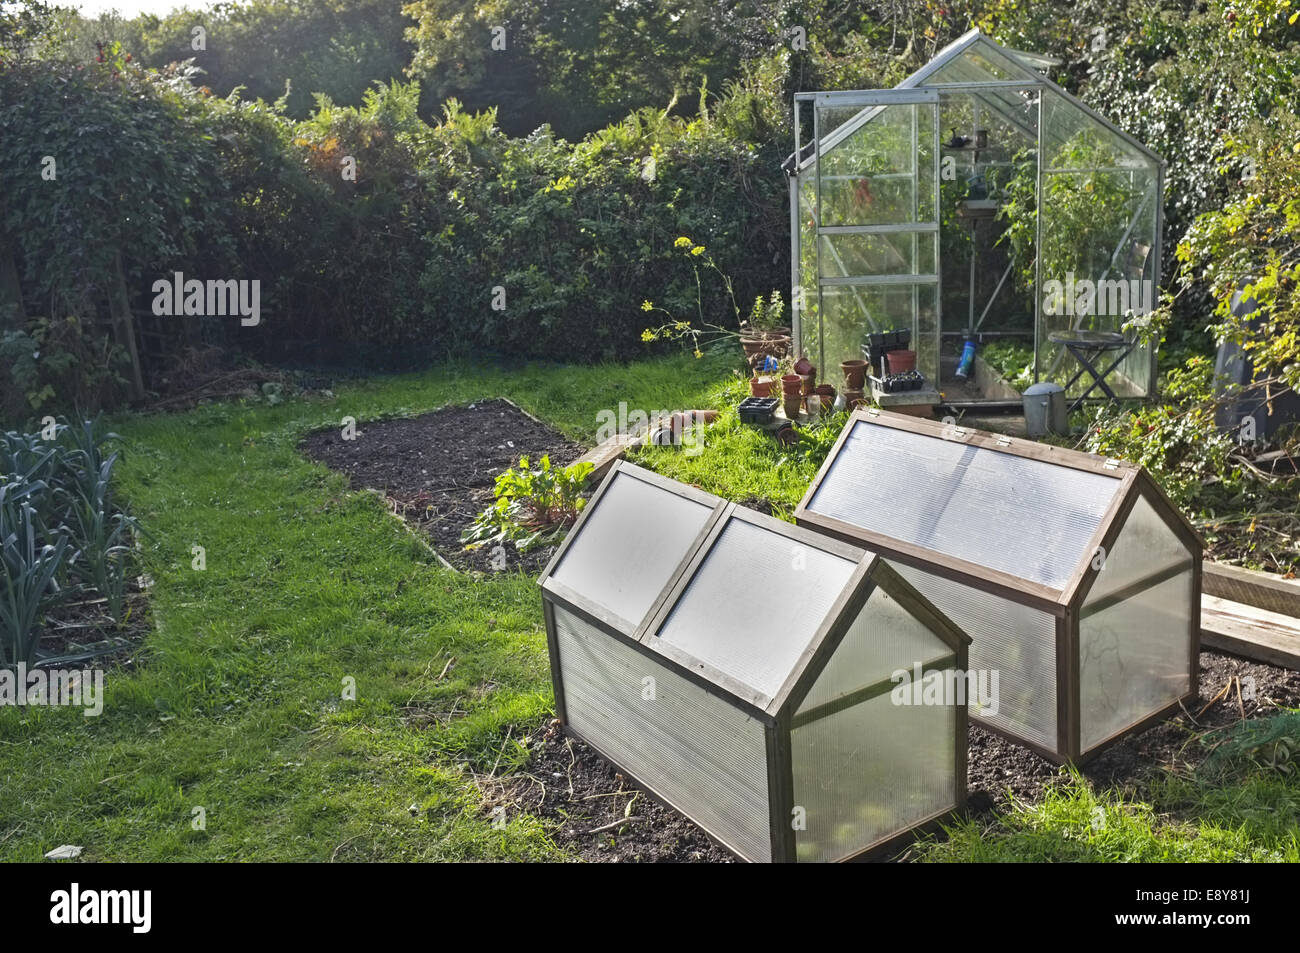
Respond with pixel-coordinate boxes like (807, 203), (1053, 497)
(887, 350), (917, 374)
(800, 373), (816, 396)
(780, 374), (803, 395)
(840, 359), (868, 390)
(815, 383), (836, 403)
(843, 388), (866, 409)
(793, 357), (815, 377)
(750, 376), (774, 398)
(783, 395), (802, 419)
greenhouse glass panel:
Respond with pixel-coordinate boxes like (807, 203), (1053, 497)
(816, 101), (936, 227)
(548, 469), (715, 627)
(817, 283), (939, 385)
(1038, 91), (1160, 397)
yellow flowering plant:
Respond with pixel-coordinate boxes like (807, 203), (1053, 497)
(639, 236), (754, 358)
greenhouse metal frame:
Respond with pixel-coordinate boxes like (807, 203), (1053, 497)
(794, 408), (1202, 764)
(539, 461), (971, 862)
(788, 29), (1165, 404)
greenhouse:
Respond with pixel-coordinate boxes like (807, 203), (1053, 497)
(795, 409), (1202, 763)
(539, 461), (971, 862)
(787, 30), (1164, 405)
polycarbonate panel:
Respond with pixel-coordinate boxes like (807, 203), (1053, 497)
(1089, 494), (1192, 604)
(1080, 570), (1194, 751)
(896, 562), (1057, 751)
(806, 420), (1122, 589)
(554, 607), (772, 861)
(798, 584), (951, 713)
(1079, 496), (1195, 752)
(793, 687), (957, 862)
(654, 519), (858, 699)
(550, 471), (713, 627)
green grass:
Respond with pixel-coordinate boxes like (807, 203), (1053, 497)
(916, 721), (1300, 862)
(3, 351), (1298, 862)
(629, 374), (848, 516)
(0, 353), (725, 861)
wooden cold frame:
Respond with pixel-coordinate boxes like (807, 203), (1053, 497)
(540, 458), (974, 861)
(793, 408), (1204, 764)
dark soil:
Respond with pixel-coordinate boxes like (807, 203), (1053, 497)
(501, 650), (1300, 862)
(35, 587), (152, 671)
(963, 649), (1300, 816)
(299, 399), (584, 573)
(494, 719), (735, 863)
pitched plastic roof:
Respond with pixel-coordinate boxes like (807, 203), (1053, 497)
(541, 461), (968, 717)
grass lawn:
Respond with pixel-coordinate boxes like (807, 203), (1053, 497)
(2, 353), (1298, 862)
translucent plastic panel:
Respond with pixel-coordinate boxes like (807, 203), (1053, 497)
(554, 607), (772, 861)
(793, 687), (957, 862)
(654, 519), (858, 699)
(550, 472), (713, 628)
(895, 562), (1058, 750)
(1079, 571), (1194, 752)
(798, 584), (951, 714)
(1088, 494), (1192, 604)
(817, 104), (936, 226)
(818, 232), (937, 279)
(815, 282), (939, 386)
(806, 421), (1122, 589)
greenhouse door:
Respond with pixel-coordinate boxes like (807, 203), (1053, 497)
(806, 89), (940, 383)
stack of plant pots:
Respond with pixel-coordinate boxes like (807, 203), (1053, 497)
(840, 359), (868, 408)
(781, 374), (803, 419)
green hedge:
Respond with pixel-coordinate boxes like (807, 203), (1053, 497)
(0, 49), (786, 418)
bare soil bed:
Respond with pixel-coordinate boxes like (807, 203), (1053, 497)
(299, 399), (584, 573)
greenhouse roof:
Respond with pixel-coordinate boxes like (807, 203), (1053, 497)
(791, 29), (1162, 176)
